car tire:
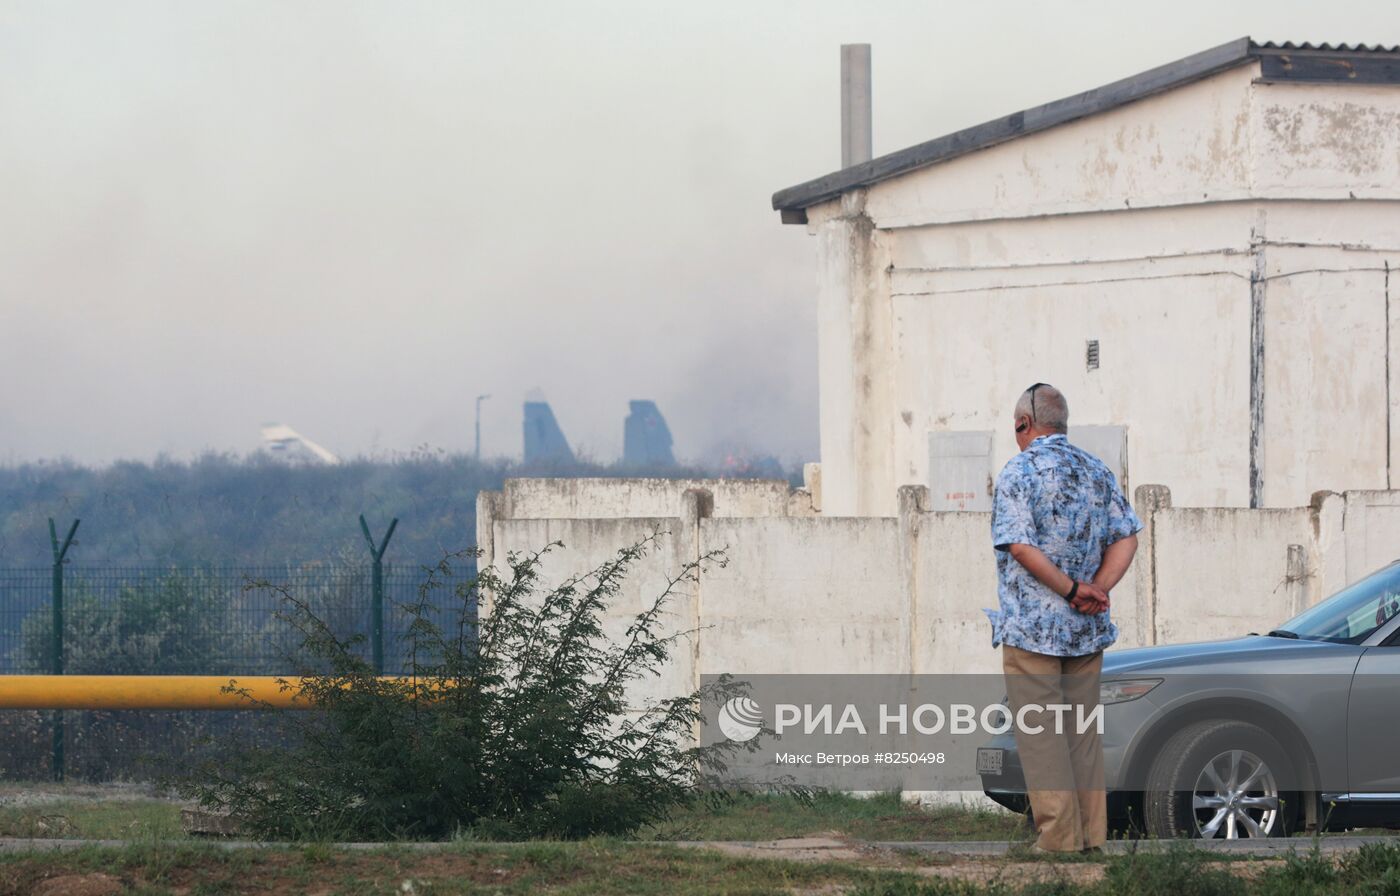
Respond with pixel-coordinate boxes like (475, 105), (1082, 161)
(1143, 719), (1298, 839)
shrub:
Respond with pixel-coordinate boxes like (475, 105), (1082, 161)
(179, 534), (756, 840)
(1261, 843), (1338, 894)
(19, 571), (234, 674)
(1336, 842), (1400, 896)
(9, 570), (259, 780)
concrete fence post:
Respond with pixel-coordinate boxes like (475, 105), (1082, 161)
(897, 485), (930, 676)
(1309, 491), (1346, 603)
(474, 490), (503, 620)
(1285, 544), (1309, 617)
(803, 463), (823, 513)
(1133, 484), (1172, 647)
(475, 491), (501, 575)
(680, 488), (714, 705)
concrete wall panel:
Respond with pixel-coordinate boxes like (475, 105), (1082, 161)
(1342, 490), (1400, 583)
(891, 268), (1251, 507)
(908, 510), (1001, 676)
(498, 478), (811, 519)
(1261, 249), (1390, 506)
(697, 517), (903, 674)
(1252, 82), (1400, 197)
(1151, 506), (1313, 644)
(489, 516), (698, 708)
(482, 480), (1390, 689)
(865, 66), (1257, 228)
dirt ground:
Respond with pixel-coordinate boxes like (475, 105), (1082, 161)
(0, 783), (173, 810)
(687, 833), (1287, 888)
(4, 846), (1292, 896)
(27, 874), (125, 896)
(0, 787), (1364, 894)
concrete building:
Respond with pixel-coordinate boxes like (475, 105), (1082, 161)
(772, 38), (1400, 515)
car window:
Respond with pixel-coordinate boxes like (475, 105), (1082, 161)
(1344, 591), (1400, 638)
(1279, 562), (1400, 644)
(1374, 591), (1400, 644)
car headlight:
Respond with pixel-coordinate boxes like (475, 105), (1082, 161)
(1100, 678), (1162, 705)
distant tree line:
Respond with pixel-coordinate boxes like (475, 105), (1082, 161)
(0, 451), (793, 567)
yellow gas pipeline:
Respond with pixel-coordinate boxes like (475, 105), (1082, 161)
(0, 675), (325, 710)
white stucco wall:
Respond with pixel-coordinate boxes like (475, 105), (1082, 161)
(888, 203), (1257, 508)
(491, 477), (814, 520)
(476, 477), (1400, 805)
(1259, 248), (1392, 505)
(1251, 82), (1400, 198)
(476, 479), (1396, 806)
(479, 481), (1377, 685)
(813, 193), (897, 517)
(802, 62), (1400, 514)
(1340, 490), (1400, 584)
(860, 65), (1257, 228)
(484, 515), (700, 710)
(904, 506), (1002, 676)
(697, 516), (903, 674)
(1151, 507), (1315, 644)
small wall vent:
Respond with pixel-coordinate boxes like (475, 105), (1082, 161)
(1086, 339), (1100, 371)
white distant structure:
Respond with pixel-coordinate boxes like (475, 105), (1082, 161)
(259, 423), (341, 465)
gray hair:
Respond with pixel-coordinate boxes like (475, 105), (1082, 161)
(1015, 384), (1069, 433)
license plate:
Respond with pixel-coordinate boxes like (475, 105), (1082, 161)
(976, 748), (1004, 775)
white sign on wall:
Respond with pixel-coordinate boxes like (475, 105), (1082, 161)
(928, 431), (994, 511)
(928, 426), (1129, 512)
(1068, 425), (1129, 491)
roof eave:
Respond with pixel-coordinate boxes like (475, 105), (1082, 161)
(771, 36), (1256, 218)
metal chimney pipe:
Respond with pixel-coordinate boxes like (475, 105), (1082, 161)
(841, 44), (872, 168)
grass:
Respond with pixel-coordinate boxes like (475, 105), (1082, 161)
(0, 798), (185, 840)
(0, 789), (1391, 846)
(0, 789), (1387, 846)
(5, 840), (1400, 895)
(0, 841), (930, 896)
(5, 788), (1400, 894)
(639, 791), (1027, 842)
(0, 789), (1024, 844)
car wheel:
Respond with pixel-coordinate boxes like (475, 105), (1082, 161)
(1143, 719), (1297, 839)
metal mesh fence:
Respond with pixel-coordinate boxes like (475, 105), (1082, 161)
(0, 563), (476, 780)
(0, 564), (472, 676)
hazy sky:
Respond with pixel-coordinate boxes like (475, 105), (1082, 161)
(3, 2), (1397, 467)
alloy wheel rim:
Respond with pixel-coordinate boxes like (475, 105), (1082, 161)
(1191, 748), (1280, 838)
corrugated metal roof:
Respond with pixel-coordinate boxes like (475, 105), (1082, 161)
(1254, 41), (1400, 53)
(773, 37), (1400, 220)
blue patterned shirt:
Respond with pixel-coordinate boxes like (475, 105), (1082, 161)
(986, 434), (1142, 657)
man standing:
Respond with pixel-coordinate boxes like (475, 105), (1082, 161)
(987, 383), (1141, 853)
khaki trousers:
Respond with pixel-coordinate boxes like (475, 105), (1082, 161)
(1002, 644), (1106, 852)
